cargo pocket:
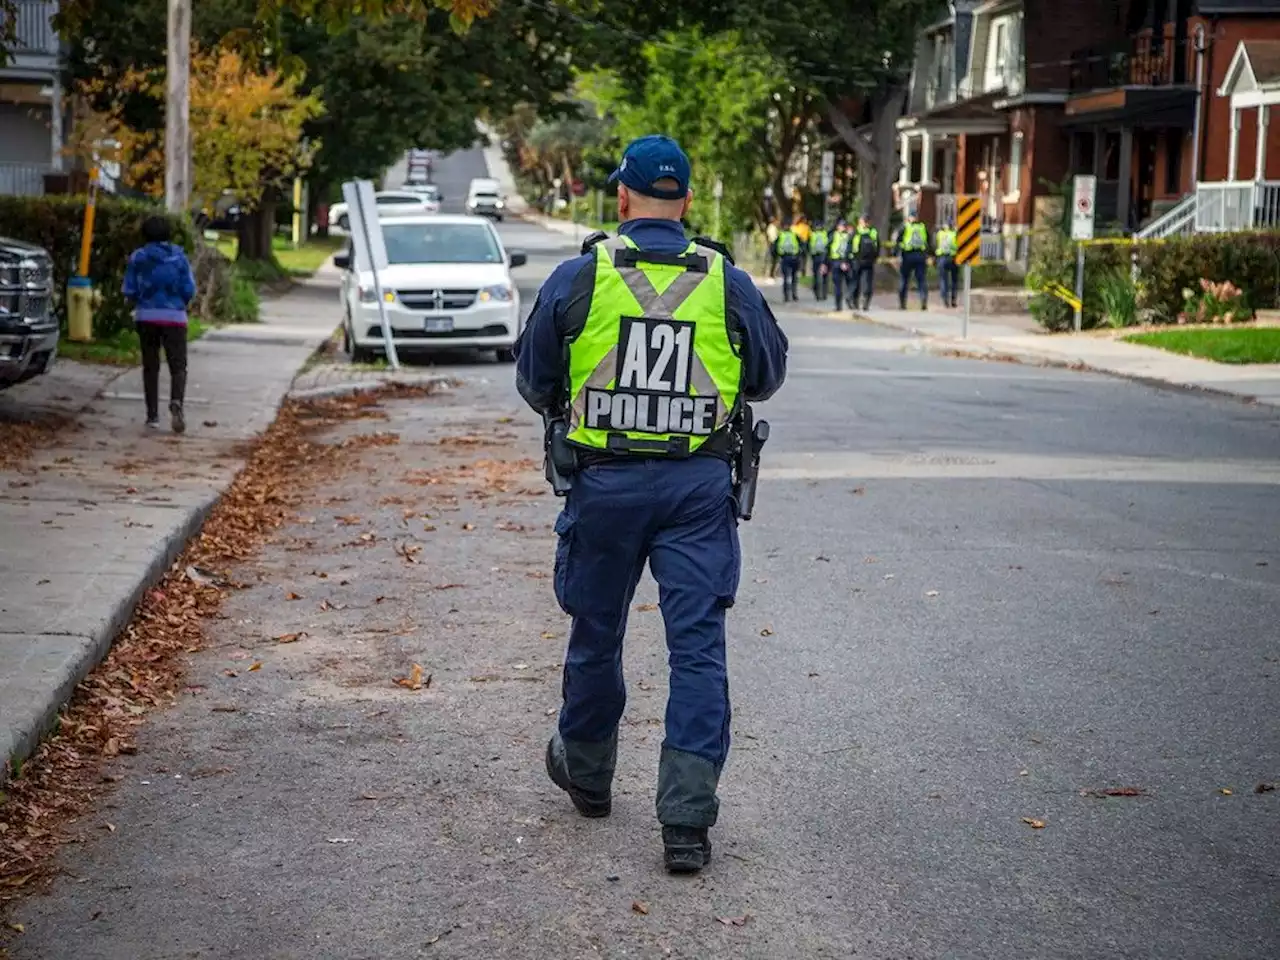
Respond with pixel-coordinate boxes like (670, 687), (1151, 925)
(716, 501), (742, 610)
(553, 508), (577, 616)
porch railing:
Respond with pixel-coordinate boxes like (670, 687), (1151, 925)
(1135, 192), (1198, 240)
(13, 0), (58, 55)
(0, 162), (49, 197)
(1195, 181), (1280, 233)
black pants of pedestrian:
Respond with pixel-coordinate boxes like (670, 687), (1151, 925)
(767, 250), (779, 279)
(850, 262), (875, 310)
(938, 256), (960, 307)
(137, 321), (188, 421)
(780, 256), (800, 302)
(812, 256), (829, 300)
(899, 254), (928, 309)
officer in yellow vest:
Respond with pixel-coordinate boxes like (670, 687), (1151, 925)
(515, 135), (789, 874)
(809, 221), (831, 301)
(829, 220), (853, 309)
(775, 219), (802, 301)
(935, 220), (959, 308)
(895, 209), (930, 310)
(850, 213), (880, 311)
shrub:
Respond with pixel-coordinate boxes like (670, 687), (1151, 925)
(0, 194), (193, 337)
(1097, 268), (1140, 328)
(1179, 278), (1249, 325)
(1027, 230), (1280, 331)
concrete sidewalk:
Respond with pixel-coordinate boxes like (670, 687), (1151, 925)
(0, 276), (338, 776)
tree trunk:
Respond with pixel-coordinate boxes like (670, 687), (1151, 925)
(867, 84), (908, 239)
(237, 187), (278, 262)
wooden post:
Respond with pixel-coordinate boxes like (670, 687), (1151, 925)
(165, 0), (191, 213)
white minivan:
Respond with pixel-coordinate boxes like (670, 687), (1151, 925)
(466, 177), (506, 221)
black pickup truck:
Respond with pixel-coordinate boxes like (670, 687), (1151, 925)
(0, 237), (58, 388)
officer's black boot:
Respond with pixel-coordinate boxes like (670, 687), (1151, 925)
(663, 826), (712, 874)
(545, 738), (612, 818)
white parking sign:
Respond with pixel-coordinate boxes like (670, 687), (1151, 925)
(1071, 175), (1097, 241)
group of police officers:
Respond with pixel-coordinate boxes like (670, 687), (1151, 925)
(774, 210), (962, 311)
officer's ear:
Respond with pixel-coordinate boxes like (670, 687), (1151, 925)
(580, 230), (609, 254)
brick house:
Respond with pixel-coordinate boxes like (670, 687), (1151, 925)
(1060, 0), (1280, 236)
(0, 0), (67, 197)
(896, 0), (1280, 254)
(896, 0), (1132, 264)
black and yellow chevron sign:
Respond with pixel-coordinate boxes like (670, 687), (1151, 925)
(955, 197), (982, 266)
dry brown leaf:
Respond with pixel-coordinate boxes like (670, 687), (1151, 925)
(540, 631), (558, 640)
(1021, 818), (1046, 829)
(631, 901), (649, 916)
(248, 661), (263, 672)
(394, 664), (429, 691)
(634, 603), (658, 612)
(274, 632), (305, 644)
(715, 915), (751, 927)
(461, 523), (475, 531)
(1256, 782), (1277, 794)
(8, 921), (25, 933)
(285, 591), (302, 601)
(104, 822), (116, 833)
(1219, 787), (1234, 796)
(760, 626), (774, 637)
(1081, 786), (1145, 798)
(211, 704), (239, 713)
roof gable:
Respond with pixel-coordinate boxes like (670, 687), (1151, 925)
(1218, 40), (1280, 96)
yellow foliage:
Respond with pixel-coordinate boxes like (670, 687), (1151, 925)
(74, 46), (323, 211)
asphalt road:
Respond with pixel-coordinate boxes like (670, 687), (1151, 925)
(8, 149), (1279, 960)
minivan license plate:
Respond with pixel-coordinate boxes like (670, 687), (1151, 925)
(425, 317), (453, 333)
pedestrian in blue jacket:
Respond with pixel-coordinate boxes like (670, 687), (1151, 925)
(122, 216), (195, 433)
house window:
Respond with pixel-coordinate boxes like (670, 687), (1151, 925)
(1006, 132), (1024, 200)
(1073, 132), (1096, 175)
(986, 18), (1010, 92)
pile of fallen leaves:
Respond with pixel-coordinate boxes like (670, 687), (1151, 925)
(0, 411), (77, 471)
(0, 383), (441, 904)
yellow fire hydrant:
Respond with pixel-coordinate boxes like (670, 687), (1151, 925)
(67, 165), (100, 342)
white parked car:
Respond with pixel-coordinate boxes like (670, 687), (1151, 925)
(335, 215), (527, 363)
(329, 190), (434, 233)
(402, 183), (442, 212)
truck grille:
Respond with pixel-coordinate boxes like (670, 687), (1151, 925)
(397, 289), (477, 311)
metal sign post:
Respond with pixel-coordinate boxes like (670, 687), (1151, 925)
(819, 151), (834, 226)
(342, 179), (400, 370)
(1070, 175), (1097, 334)
(954, 196), (983, 338)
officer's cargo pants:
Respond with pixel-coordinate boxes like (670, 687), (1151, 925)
(850, 262), (875, 310)
(899, 252), (928, 307)
(552, 456), (739, 828)
(779, 255), (800, 301)
(811, 255), (829, 300)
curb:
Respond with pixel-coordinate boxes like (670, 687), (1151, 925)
(852, 311), (1276, 407)
(3, 493), (218, 777)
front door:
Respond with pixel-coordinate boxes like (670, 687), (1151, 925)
(1135, 130), (1158, 228)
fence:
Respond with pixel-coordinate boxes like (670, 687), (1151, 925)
(0, 163), (49, 197)
(1195, 181), (1280, 233)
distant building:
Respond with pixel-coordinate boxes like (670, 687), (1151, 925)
(0, 0), (67, 197)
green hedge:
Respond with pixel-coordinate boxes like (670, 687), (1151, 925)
(1027, 229), (1280, 332)
(0, 195), (194, 338)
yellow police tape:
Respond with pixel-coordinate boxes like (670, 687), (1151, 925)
(1039, 281), (1082, 312)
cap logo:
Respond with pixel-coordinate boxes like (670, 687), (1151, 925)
(659, 164), (675, 173)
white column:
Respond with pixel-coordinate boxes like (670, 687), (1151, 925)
(921, 131), (934, 185)
(1256, 105), (1270, 181)
(1228, 105), (1241, 182)
(49, 73), (64, 173)
(898, 132), (912, 185)
(943, 142), (956, 193)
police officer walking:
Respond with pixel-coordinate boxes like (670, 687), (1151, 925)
(809, 221), (831, 302)
(935, 220), (959, 308)
(775, 219), (802, 302)
(850, 213), (880, 311)
(894, 209), (929, 310)
(829, 220), (852, 310)
(515, 135), (789, 874)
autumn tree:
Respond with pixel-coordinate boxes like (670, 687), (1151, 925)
(79, 46), (322, 259)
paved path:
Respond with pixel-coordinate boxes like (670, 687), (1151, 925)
(6, 148), (1279, 959)
(0, 278), (337, 775)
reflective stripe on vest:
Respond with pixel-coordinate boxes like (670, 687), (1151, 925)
(565, 236), (741, 455)
(778, 230), (800, 255)
(902, 222), (928, 252)
(936, 229), (957, 256)
(830, 233), (850, 257)
(810, 230), (829, 255)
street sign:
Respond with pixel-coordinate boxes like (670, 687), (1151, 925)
(820, 150), (835, 194)
(342, 179), (399, 370)
(1071, 174), (1097, 241)
(955, 196), (982, 266)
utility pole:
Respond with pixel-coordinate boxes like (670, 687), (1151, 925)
(165, 0), (191, 213)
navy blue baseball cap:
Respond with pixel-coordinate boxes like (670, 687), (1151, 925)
(608, 135), (691, 201)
